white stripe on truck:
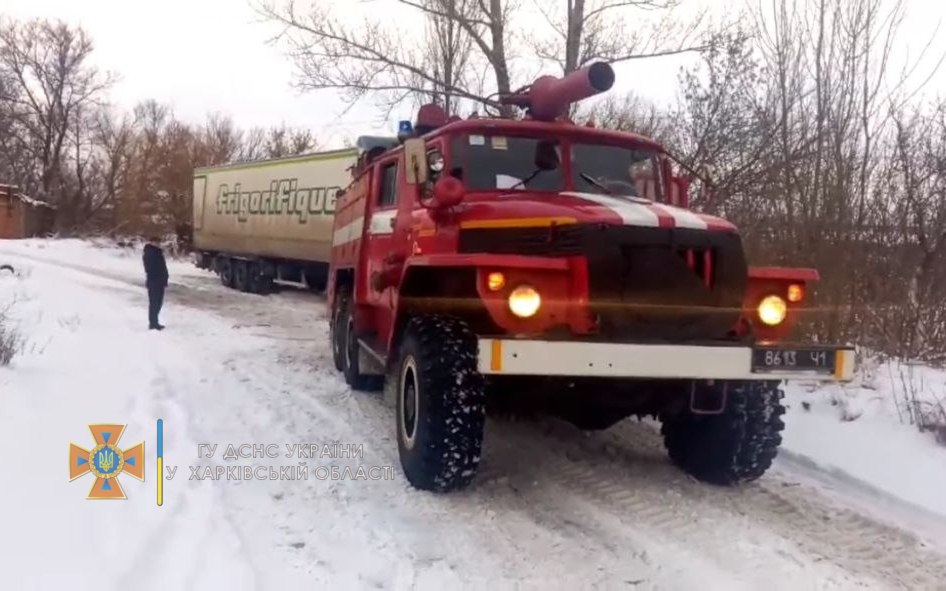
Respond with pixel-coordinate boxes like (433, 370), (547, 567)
(650, 202), (709, 230)
(332, 210), (396, 247)
(562, 191), (660, 227)
(332, 218), (364, 247)
(563, 191), (710, 230)
(368, 210), (396, 235)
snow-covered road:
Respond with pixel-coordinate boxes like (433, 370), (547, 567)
(2, 239), (945, 590)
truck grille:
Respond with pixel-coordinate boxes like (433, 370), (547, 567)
(457, 224), (747, 342)
(457, 224), (586, 256)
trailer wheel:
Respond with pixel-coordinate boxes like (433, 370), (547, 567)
(219, 257), (235, 288)
(233, 260), (250, 292)
(396, 315), (486, 492)
(0, 264), (13, 277)
(305, 269), (328, 293)
(338, 286), (384, 391)
(660, 380), (785, 486)
(248, 262), (273, 295)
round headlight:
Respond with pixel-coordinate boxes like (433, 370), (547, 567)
(508, 285), (541, 318)
(757, 294), (788, 326)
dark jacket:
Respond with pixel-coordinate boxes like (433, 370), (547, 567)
(143, 243), (169, 287)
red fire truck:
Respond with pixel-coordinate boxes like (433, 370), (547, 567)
(327, 61), (855, 493)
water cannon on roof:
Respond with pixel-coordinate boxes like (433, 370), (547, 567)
(498, 61), (615, 122)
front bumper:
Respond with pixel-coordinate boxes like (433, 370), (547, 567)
(477, 338), (856, 381)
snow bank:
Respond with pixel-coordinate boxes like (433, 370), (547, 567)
(781, 358), (946, 520)
(0, 237), (207, 282)
(0, 249), (282, 590)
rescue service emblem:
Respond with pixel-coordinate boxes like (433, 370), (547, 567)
(69, 423), (145, 499)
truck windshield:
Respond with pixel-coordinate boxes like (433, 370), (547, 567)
(449, 134), (659, 198)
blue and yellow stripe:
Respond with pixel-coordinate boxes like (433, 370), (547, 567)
(157, 419), (163, 506)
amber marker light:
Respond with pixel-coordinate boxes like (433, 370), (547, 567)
(487, 272), (506, 291)
(787, 283), (804, 303)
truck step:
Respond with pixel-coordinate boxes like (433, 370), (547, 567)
(357, 337), (388, 376)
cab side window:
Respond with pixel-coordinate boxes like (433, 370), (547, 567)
(378, 162), (398, 207)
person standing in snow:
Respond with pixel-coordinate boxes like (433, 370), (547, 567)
(142, 237), (169, 330)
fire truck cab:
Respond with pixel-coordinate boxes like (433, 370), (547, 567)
(327, 62), (856, 493)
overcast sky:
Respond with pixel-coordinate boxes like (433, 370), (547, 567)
(3, 0), (945, 150)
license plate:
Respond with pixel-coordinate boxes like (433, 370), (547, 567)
(751, 347), (836, 374)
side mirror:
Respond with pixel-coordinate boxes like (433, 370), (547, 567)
(403, 138), (428, 185)
(420, 175), (464, 210)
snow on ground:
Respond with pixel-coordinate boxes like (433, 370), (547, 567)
(1, 237), (945, 590)
(0, 236), (204, 282)
(781, 364), (946, 521)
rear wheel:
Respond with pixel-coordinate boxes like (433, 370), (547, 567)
(395, 315), (486, 492)
(330, 287), (347, 372)
(233, 260), (250, 292)
(218, 257), (235, 288)
(660, 380), (785, 485)
(248, 262), (273, 294)
(338, 286), (383, 391)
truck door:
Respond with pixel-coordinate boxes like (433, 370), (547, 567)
(363, 155), (402, 337)
(193, 176), (207, 231)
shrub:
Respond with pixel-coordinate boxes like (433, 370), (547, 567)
(0, 303), (24, 367)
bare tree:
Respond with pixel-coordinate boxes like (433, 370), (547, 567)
(256, 0), (701, 117)
(411, 0), (478, 114)
(200, 113), (243, 166)
(656, 0), (946, 356)
(529, 0), (711, 75)
(256, 0), (502, 115)
(263, 123), (317, 157)
(0, 17), (115, 225)
(586, 91), (670, 140)
(88, 107), (134, 231)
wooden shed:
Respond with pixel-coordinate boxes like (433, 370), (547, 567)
(0, 184), (55, 239)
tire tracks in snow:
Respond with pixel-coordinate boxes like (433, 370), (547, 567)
(481, 417), (946, 589)
(114, 367), (263, 591)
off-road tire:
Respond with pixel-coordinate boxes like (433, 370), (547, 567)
(660, 380), (785, 486)
(396, 315), (486, 492)
(330, 286), (347, 372)
(339, 286), (384, 391)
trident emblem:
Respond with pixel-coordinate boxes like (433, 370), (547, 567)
(98, 449), (114, 472)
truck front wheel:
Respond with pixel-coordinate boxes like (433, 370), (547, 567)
(660, 380), (785, 486)
(396, 315), (486, 492)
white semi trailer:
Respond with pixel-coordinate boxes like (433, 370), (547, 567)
(192, 148), (357, 293)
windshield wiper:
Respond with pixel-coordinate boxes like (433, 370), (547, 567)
(508, 168), (543, 190)
(579, 172), (615, 195)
